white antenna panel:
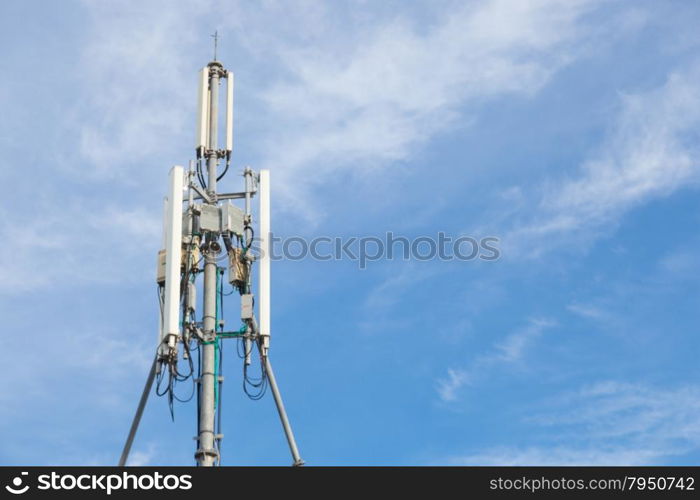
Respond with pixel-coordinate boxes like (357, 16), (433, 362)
(157, 196), (168, 353)
(196, 67), (209, 151)
(225, 71), (234, 154)
(163, 166), (184, 350)
(259, 169), (270, 351)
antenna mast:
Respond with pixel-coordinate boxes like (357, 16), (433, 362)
(119, 41), (303, 467)
(211, 30), (219, 61)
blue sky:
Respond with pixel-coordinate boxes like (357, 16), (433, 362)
(1, 0), (699, 466)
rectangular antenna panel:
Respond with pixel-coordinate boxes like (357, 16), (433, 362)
(163, 166), (184, 350)
(259, 169), (270, 349)
(196, 67), (209, 151)
(225, 71), (234, 153)
(157, 197), (168, 353)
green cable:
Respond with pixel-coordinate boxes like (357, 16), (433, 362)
(214, 267), (221, 409)
(213, 267), (229, 409)
(214, 340), (220, 409)
(218, 324), (247, 337)
(211, 270), (247, 408)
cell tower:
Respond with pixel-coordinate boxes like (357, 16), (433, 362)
(119, 47), (303, 467)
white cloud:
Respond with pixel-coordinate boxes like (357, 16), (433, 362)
(450, 381), (700, 465)
(437, 317), (556, 401)
(449, 446), (661, 466)
(658, 246), (700, 277)
(0, 202), (160, 293)
(566, 302), (608, 320)
(127, 444), (157, 466)
(0, 1), (204, 295)
(254, 0), (607, 217)
(534, 381), (700, 442)
(509, 61), (700, 255)
(363, 262), (438, 311)
(73, 0), (210, 181)
(437, 368), (470, 403)
(493, 317), (555, 362)
(1, 0), (614, 294)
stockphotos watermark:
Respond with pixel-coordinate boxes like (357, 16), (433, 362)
(241, 232), (500, 269)
(4, 471), (192, 495)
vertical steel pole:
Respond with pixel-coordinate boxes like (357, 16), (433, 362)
(197, 61), (222, 467)
(206, 63), (220, 194)
(243, 167), (252, 366)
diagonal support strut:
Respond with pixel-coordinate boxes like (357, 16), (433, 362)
(118, 355), (158, 466)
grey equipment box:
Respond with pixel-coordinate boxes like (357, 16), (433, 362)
(220, 202), (245, 237)
(199, 204), (220, 233)
(241, 294), (254, 320)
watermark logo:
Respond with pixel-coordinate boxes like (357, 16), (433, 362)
(3, 472), (193, 496)
(215, 232), (501, 269)
(5, 472), (29, 495)
(36, 472), (192, 494)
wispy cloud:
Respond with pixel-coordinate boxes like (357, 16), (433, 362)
(127, 444), (157, 466)
(492, 317), (556, 362)
(564, 236), (700, 337)
(448, 445), (662, 466)
(448, 381), (700, 465)
(0, 320), (153, 408)
(72, 0), (210, 181)
(254, 0), (608, 217)
(566, 302), (608, 321)
(508, 61), (700, 255)
(0, 1), (206, 295)
(437, 317), (556, 401)
(0, 202), (161, 293)
(363, 262), (439, 311)
(1, 0), (619, 295)
(437, 368), (471, 403)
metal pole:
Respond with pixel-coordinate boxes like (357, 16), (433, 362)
(119, 355), (158, 466)
(196, 61), (222, 467)
(207, 63), (221, 195)
(243, 167), (252, 366)
(259, 343), (304, 466)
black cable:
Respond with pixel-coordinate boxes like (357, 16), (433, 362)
(235, 325), (255, 360)
(167, 375), (175, 421)
(155, 366), (169, 396)
(216, 161), (229, 182)
(196, 159), (207, 189)
(236, 337), (245, 359)
(244, 226), (254, 251)
(172, 375), (196, 403)
(173, 340), (195, 381)
(242, 343), (268, 400)
(198, 159), (206, 188)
